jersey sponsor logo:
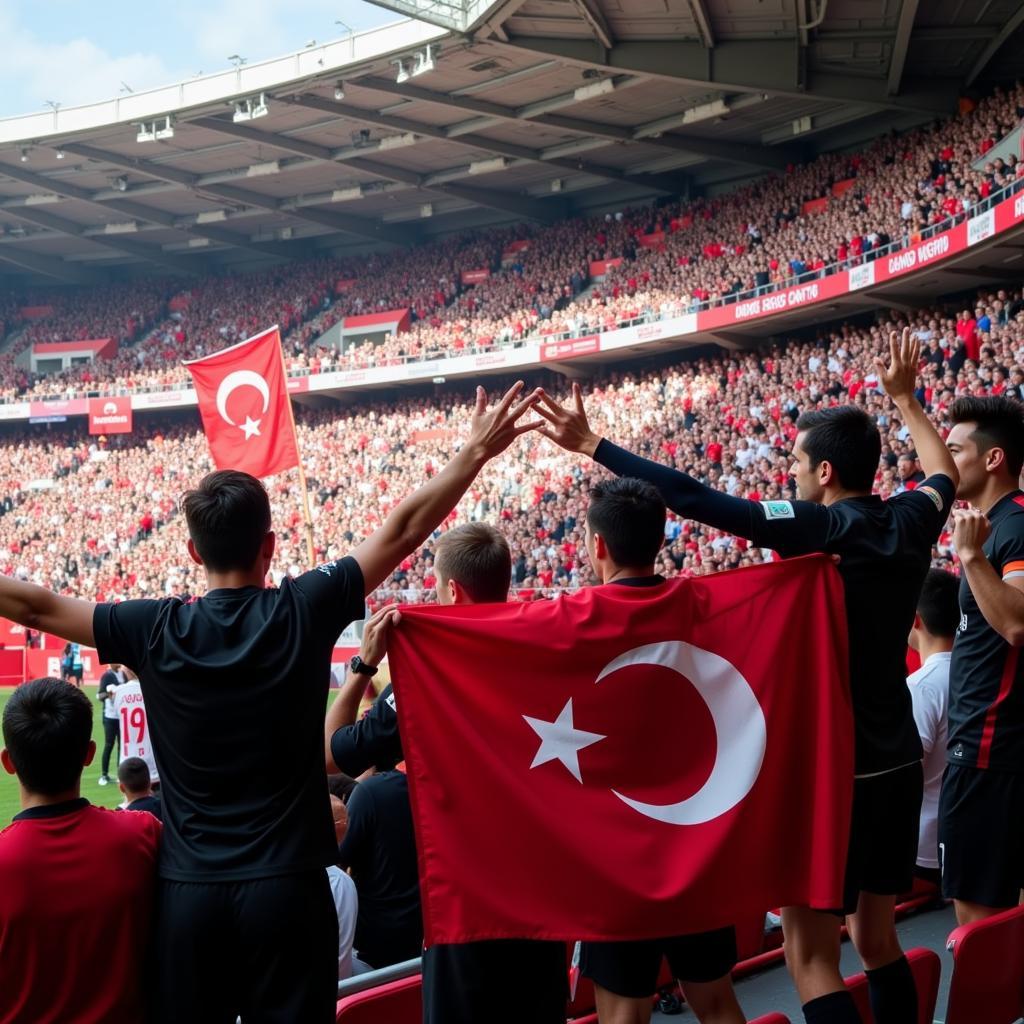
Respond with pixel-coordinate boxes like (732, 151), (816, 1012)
(951, 743), (965, 759)
(316, 560), (338, 576)
(385, 691), (397, 713)
(917, 485), (944, 512)
(760, 500), (795, 521)
(958, 611), (968, 634)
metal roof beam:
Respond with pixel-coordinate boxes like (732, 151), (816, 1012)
(57, 142), (412, 246)
(0, 245), (103, 284)
(6, 206), (203, 275)
(687, 0), (715, 48)
(193, 117), (563, 223)
(288, 94), (687, 195)
(966, 4), (1024, 86)
(887, 0), (920, 95)
(567, 0), (614, 49)
(7, 147), (292, 262)
(356, 76), (795, 170)
(492, 38), (959, 116)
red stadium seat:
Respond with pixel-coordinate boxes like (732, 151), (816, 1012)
(335, 974), (422, 1023)
(842, 946), (941, 1024)
(749, 1015), (792, 1024)
(945, 905), (1024, 1024)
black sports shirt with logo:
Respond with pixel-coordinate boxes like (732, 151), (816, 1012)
(595, 440), (955, 775)
(949, 489), (1024, 772)
(93, 556), (365, 881)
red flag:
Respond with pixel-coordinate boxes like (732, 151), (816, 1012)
(388, 556), (853, 945)
(184, 326), (299, 479)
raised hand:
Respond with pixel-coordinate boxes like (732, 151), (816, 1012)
(359, 605), (401, 668)
(534, 382), (601, 457)
(952, 507), (991, 562)
(466, 381), (543, 460)
(873, 327), (921, 404)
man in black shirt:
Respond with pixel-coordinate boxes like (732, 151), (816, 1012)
(941, 396), (1024, 925)
(535, 331), (957, 1024)
(575, 477), (746, 1024)
(326, 522), (567, 1024)
(338, 766), (422, 967)
(0, 381), (541, 1024)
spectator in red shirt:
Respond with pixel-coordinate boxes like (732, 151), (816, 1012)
(0, 678), (160, 1024)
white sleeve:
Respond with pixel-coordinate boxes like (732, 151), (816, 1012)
(909, 679), (939, 754)
(327, 867), (359, 980)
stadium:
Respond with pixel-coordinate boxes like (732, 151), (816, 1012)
(1, 0), (1024, 1020)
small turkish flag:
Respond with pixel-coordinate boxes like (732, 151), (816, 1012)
(185, 326), (300, 479)
(388, 556), (853, 945)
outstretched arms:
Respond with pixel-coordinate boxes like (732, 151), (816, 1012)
(0, 578), (96, 647)
(350, 381), (541, 595)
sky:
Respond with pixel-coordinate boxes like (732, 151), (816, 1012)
(0, 0), (400, 118)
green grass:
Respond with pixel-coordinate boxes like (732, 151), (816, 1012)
(0, 685), (125, 825)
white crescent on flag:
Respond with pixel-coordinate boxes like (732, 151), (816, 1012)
(215, 370), (271, 426)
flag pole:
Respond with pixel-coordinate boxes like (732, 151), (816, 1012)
(275, 336), (316, 567)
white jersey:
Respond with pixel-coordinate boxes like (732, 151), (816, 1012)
(112, 681), (158, 783)
(907, 651), (950, 869)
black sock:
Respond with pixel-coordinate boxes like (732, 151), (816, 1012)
(802, 990), (863, 1024)
(866, 955), (917, 1024)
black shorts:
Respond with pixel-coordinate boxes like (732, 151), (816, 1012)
(834, 761), (923, 915)
(939, 763), (1024, 908)
(422, 940), (567, 1024)
(151, 870), (338, 1024)
(578, 927), (737, 999)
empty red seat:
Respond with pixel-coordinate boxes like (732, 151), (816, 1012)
(335, 974), (422, 1023)
(842, 946), (940, 1024)
(945, 904), (1024, 1024)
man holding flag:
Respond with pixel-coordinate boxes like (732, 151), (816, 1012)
(0, 363), (542, 1024)
(533, 331), (957, 1024)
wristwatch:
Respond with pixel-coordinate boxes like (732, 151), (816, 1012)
(349, 655), (379, 677)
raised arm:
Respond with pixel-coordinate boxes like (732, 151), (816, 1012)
(0, 578), (95, 647)
(875, 327), (959, 487)
(350, 382), (541, 595)
(535, 383), (761, 539)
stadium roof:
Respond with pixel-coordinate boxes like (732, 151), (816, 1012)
(2, 0), (1024, 285)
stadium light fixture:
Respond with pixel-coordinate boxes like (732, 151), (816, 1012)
(55, 150), (65, 160)
(136, 116), (175, 143)
(334, 83), (345, 101)
(420, 203), (433, 218)
(227, 54), (247, 67)
(19, 148), (29, 163)
(393, 60), (410, 84)
(413, 44), (437, 77)
(233, 93), (269, 123)
(113, 176), (129, 192)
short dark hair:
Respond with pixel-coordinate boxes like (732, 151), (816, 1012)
(434, 523), (511, 602)
(2, 678), (92, 795)
(795, 406), (881, 491)
(916, 568), (960, 638)
(117, 756), (151, 793)
(587, 477), (666, 567)
(182, 470), (272, 572)
(950, 396), (1024, 478)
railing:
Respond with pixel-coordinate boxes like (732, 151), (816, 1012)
(5, 175), (1024, 407)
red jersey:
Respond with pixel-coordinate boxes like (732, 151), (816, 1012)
(0, 799), (160, 1024)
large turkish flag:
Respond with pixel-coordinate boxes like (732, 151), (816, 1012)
(388, 556), (853, 945)
(185, 326), (299, 479)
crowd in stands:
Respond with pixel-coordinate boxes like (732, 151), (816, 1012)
(0, 84), (1022, 402)
(0, 281), (1020, 609)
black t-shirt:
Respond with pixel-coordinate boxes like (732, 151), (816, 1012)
(124, 795), (163, 821)
(93, 556), (364, 881)
(596, 440), (955, 774)
(949, 489), (1024, 772)
(338, 770), (422, 968)
(330, 684), (403, 774)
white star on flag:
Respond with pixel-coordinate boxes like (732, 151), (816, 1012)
(523, 697), (605, 783)
(240, 416), (262, 440)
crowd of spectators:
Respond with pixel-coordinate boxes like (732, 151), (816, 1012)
(0, 83), (1022, 402)
(0, 282), (1021, 609)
